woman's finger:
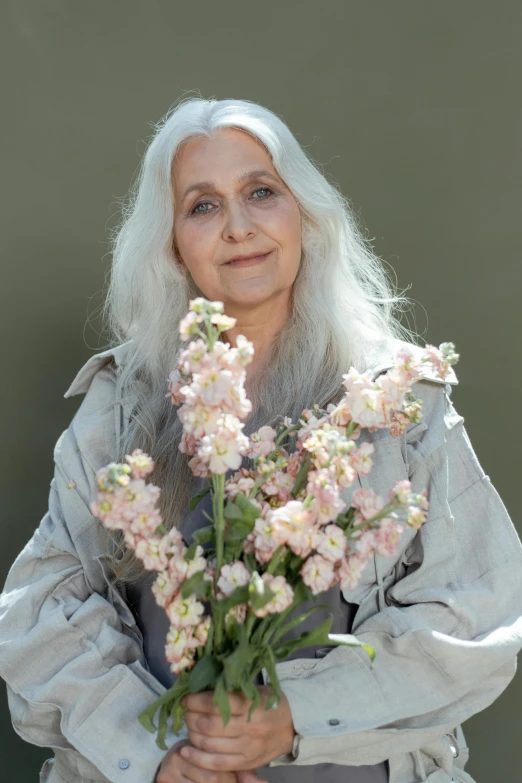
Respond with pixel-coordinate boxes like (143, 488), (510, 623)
(188, 729), (251, 757)
(178, 754), (236, 783)
(184, 710), (244, 737)
(180, 743), (247, 773)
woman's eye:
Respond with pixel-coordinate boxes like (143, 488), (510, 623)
(192, 201), (213, 215)
(190, 187), (273, 216)
(252, 187), (272, 199)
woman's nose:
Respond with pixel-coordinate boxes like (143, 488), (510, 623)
(221, 200), (257, 242)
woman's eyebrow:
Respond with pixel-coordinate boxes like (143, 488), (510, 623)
(181, 169), (281, 203)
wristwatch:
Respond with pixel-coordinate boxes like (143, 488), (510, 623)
(273, 731), (301, 764)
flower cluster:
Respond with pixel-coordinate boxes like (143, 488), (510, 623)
(166, 298), (254, 477)
(90, 449), (210, 674)
(90, 297), (459, 747)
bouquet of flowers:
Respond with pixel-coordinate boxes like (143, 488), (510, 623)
(91, 298), (459, 750)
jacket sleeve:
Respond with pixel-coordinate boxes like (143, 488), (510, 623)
(0, 362), (187, 783)
(273, 379), (522, 767)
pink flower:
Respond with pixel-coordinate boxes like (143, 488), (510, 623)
(191, 366), (235, 407)
(134, 536), (166, 571)
(166, 369), (185, 405)
(217, 561), (251, 597)
(178, 402), (223, 440)
(166, 593), (205, 628)
(261, 469), (294, 503)
(165, 625), (199, 663)
(353, 529), (377, 559)
(268, 501), (316, 554)
(351, 488), (386, 521)
(300, 554), (336, 595)
(252, 574), (294, 618)
(225, 603), (248, 625)
(390, 479), (412, 506)
(338, 554), (368, 591)
(252, 517), (281, 564)
(315, 524), (347, 563)
(328, 399), (353, 427)
(224, 470), (256, 499)
(286, 452), (302, 478)
(407, 505), (427, 530)
(195, 615), (212, 645)
(245, 425), (277, 458)
(210, 313), (236, 330)
(349, 442), (375, 477)
(151, 570), (179, 608)
(373, 518), (403, 557)
(422, 343), (459, 381)
(125, 449), (155, 479)
(197, 428), (249, 474)
(179, 311), (203, 341)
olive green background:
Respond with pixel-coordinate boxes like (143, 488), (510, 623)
(1, 2), (520, 780)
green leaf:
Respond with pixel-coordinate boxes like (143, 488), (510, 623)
(170, 696), (186, 735)
(181, 570), (212, 600)
(270, 603), (332, 645)
(244, 553), (258, 573)
(335, 508), (355, 532)
(287, 553), (306, 572)
(189, 486), (211, 511)
(262, 647), (281, 711)
(213, 676), (231, 726)
(221, 640), (255, 690)
(247, 681), (261, 721)
(226, 517), (257, 542)
(248, 574), (276, 611)
(239, 676), (258, 704)
(291, 453), (312, 498)
(192, 525), (215, 546)
(188, 655), (222, 693)
(184, 542), (199, 562)
(328, 633), (376, 662)
(157, 702), (169, 750)
(218, 584), (250, 614)
(224, 500), (244, 520)
(234, 491), (262, 521)
(274, 617), (333, 660)
(293, 579), (314, 602)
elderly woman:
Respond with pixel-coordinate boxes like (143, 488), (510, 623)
(1, 98), (522, 783)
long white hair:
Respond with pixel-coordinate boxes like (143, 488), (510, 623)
(102, 96), (416, 586)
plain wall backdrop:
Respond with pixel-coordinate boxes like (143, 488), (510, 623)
(1, 1), (521, 780)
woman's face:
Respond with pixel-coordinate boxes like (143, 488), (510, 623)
(171, 127), (302, 310)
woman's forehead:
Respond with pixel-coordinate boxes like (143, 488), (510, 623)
(172, 129), (277, 193)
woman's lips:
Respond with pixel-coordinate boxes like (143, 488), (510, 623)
(225, 251), (271, 268)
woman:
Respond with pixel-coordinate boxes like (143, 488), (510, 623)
(1, 97), (522, 783)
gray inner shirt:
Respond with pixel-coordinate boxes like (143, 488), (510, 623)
(126, 472), (389, 782)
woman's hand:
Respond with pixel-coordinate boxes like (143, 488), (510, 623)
(154, 738), (265, 783)
(180, 686), (296, 773)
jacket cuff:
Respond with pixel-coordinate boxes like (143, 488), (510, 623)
(269, 646), (388, 766)
(68, 660), (188, 783)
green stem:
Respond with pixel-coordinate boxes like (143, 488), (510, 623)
(345, 421), (359, 438)
(212, 472), (226, 648)
(244, 610), (256, 641)
(291, 453), (312, 499)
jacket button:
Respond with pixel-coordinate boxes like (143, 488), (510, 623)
(328, 719), (340, 726)
(118, 759), (130, 769)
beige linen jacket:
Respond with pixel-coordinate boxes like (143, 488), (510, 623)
(1, 340), (522, 783)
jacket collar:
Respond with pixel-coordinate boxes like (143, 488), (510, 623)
(63, 341), (132, 398)
(63, 337), (457, 400)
